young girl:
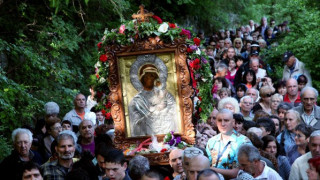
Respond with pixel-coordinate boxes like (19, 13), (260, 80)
(225, 59), (237, 85)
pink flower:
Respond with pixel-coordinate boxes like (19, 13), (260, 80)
(99, 54), (108, 62)
(119, 24), (125, 34)
(180, 29), (191, 39)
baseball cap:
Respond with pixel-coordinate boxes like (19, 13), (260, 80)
(282, 51), (294, 62)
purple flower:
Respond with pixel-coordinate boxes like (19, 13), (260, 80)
(180, 29), (191, 39)
(169, 139), (175, 146)
(190, 45), (197, 51)
(195, 73), (201, 79)
(201, 57), (208, 64)
(176, 137), (181, 144)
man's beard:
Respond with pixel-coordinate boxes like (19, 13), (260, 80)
(58, 151), (74, 160)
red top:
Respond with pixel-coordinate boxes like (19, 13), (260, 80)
(283, 92), (301, 106)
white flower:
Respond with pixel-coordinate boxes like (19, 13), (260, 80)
(202, 78), (207, 82)
(158, 22), (169, 33)
(99, 77), (106, 84)
(196, 48), (201, 55)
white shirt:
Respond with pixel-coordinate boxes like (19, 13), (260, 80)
(256, 68), (267, 79)
(289, 152), (312, 180)
(255, 160), (283, 180)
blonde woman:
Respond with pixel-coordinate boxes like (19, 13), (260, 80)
(271, 93), (283, 115)
(233, 38), (243, 55)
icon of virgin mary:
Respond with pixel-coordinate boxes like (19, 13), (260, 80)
(128, 54), (178, 136)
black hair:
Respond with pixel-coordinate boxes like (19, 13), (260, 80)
(269, 115), (282, 135)
(68, 151), (98, 180)
(256, 117), (276, 137)
(21, 161), (42, 175)
(243, 120), (257, 131)
(297, 74), (308, 84)
(236, 83), (247, 92)
(295, 123), (314, 138)
(104, 149), (126, 165)
(197, 169), (220, 180)
(274, 80), (286, 92)
(233, 113), (244, 123)
(242, 69), (256, 87)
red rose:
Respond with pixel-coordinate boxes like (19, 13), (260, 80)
(160, 148), (167, 153)
(97, 42), (102, 49)
(96, 74), (99, 79)
(193, 37), (201, 46)
(96, 91), (103, 99)
(189, 58), (201, 70)
(198, 96), (202, 101)
(169, 23), (176, 28)
(180, 29), (191, 39)
(99, 54), (108, 62)
(152, 15), (163, 24)
(105, 102), (112, 109)
(101, 109), (106, 115)
(164, 177), (170, 180)
(105, 112), (112, 119)
(187, 47), (193, 53)
(199, 107), (202, 112)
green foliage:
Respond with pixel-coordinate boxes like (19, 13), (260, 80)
(264, 0), (320, 89)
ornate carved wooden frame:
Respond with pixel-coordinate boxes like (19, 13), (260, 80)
(105, 37), (195, 164)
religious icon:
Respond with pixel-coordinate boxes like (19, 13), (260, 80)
(128, 54), (178, 136)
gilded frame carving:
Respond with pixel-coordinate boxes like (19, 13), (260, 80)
(105, 37), (195, 164)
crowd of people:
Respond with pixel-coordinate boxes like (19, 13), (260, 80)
(0, 16), (320, 180)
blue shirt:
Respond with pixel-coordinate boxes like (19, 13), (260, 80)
(277, 129), (295, 154)
(206, 129), (251, 169)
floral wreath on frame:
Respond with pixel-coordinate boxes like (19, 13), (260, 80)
(91, 8), (214, 129)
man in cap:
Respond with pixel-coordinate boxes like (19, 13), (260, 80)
(282, 51), (312, 86)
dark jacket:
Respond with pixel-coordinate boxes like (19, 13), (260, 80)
(0, 150), (43, 180)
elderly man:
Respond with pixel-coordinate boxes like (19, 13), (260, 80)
(282, 51), (312, 86)
(256, 17), (269, 39)
(44, 101), (60, 119)
(283, 78), (301, 107)
(169, 149), (184, 178)
(63, 93), (87, 132)
(197, 169), (220, 180)
(239, 96), (254, 121)
(289, 130), (320, 180)
(294, 87), (320, 129)
(250, 58), (266, 81)
(186, 154), (211, 180)
(79, 120), (95, 155)
(206, 109), (251, 179)
(0, 128), (42, 179)
(237, 144), (282, 179)
(245, 88), (259, 102)
(41, 130), (77, 180)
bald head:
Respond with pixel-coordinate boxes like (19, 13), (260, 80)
(169, 149), (184, 175)
(286, 78), (298, 97)
(186, 155), (210, 180)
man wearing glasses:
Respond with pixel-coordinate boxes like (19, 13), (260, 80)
(294, 87), (320, 130)
(239, 96), (254, 121)
(206, 109), (251, 179)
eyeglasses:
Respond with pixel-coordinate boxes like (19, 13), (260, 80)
(242, 102), (253, 105)
(264, 93), (272, 97)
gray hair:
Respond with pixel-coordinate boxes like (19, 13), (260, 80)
(128, 155), (150, 178)
(57, 130), (77, 145)
(247, 127), (263, 138)
(44, 102), (60, 115)
(277, 102), (293, 112)
(12, 128), (33, 143)
(271, 93), (283, 101)
(249, 58), (259, 65)
(217, 63), (228, 72)
(225, 38), (232, 44)
(285, 109), (301, 123)
(218, 97), (240, 113)
(246, 87), (259, 97)
(301, 86), (319, 99)
(310, 130), (320, 138)
(240, 95), (254, 104)
(238, 144), (261, 162)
